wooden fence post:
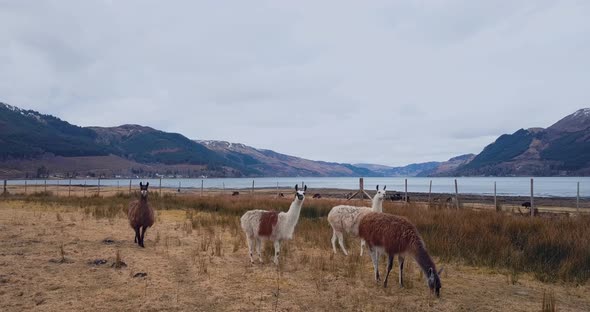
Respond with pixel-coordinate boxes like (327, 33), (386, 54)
(576, 181), (580, 214)
(24, 180), (27, 194)
(494, 181), (498, 212)
(405, 178), (408, 203)
(360, 177), (364, 199)
(201, 179), (204, 196)
(129, 179), (132, 195)
(251, 180), (255, 195)
(69, 179), (71, 197)
(97, 178), (101, 196)
(454, 179), (460, 209)
(346, 177), (371, 200)
(84, 181), (86, 197)
(428, 180), (432, 207)
(2, 180), (6, 194)
(530, 178), (534, 217)
(44, 180), (47, 192)
(159, 178), (162, 196)
(56, 180), (59, 196)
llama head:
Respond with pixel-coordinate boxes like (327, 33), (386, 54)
(375, 185), (387, 201)
(139, 182), (149, 198)
(294, 184), (307, 201)
(427, 267), (443, 298)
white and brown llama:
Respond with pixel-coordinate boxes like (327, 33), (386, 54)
(240, 184), (307, 265)
(358, 212), (443, 297)
(128, 182), (155, 248)
(327, 185), (386, 256)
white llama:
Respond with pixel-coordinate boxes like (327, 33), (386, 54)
(327, 185), (386, 256)
(240, 184), (307, 265)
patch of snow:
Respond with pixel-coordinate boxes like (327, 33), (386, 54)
(1, 102), (22, 112)
(573, 108), (590, 117)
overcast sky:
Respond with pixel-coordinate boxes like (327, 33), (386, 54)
(1, 1), (589, 166)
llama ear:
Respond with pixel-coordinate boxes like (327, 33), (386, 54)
(146, 182), (149, 187)
(304, 185), (307, 191)
(438, 267), (444, 275)
(295, 184), (298, 191)
(140, 182), (143, 187)
(376, 185), (379, 191)
(383, 185), (386, 190)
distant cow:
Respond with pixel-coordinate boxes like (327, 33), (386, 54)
(312, 193), (322, 199)
(278, 192), (285, 198)
(389, 193), (403, 201)
(521, 201), (531, 208)
(232, 191), (240, 196)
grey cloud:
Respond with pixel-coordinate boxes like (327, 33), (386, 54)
(1, 1), (589, 166)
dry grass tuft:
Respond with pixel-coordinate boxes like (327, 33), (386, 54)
(197, 255), (209, 275)
(113, 249), (126, 269)
(213, 236), (223, 257)
(59, 243), (66, 262)
(542, 290), (557, 312)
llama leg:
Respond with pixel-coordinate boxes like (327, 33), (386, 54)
(139, 226), (147, 248)
(331, 230), (338, 254)
(360, 239), (365, 256)
(256, 238), (263, 263)
(273, 240), (281, 265)
(134, 226), (140, 244)
(246, 236), (255, 264)
(368, 246), (380, 282)
(383, 254), (394, 288)
(337, 232), (348, 256)
(398, 255), (405, 288)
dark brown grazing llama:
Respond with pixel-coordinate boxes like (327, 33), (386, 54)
(358, 212), (443, 297)
(128, 182), (155, 248)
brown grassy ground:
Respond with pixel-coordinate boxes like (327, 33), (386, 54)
(1, 197), (589, 311)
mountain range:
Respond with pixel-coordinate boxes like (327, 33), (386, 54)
(450, 108), (590, 176)
(1, 101), (589, 178)
(354, 154), (475, 177)
(0, 102), (376, 178)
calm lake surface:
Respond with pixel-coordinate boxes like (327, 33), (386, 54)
(10, 177), (590, 198)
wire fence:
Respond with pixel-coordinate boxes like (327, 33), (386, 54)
(1, 177), (587, 213)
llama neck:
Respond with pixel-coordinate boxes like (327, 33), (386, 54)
(371, 197), (383, 212)
(413, 244), (437, 275)
(285, 198), (304, 224)
(139, 197), (148, 206)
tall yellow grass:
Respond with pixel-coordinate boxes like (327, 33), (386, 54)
(10, 192), (590, 283)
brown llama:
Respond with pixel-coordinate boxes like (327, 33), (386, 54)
(358, 212), (443, 297)
(128, 182), (155, 248)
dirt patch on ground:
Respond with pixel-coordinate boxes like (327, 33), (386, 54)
(0, 201), (588, 311)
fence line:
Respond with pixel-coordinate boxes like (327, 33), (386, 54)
(0, 178), (586, 211)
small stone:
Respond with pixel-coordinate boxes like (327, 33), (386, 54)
(89, 259), (108, 266)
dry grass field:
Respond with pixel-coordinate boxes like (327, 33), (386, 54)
(1, 193), (589, 311)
